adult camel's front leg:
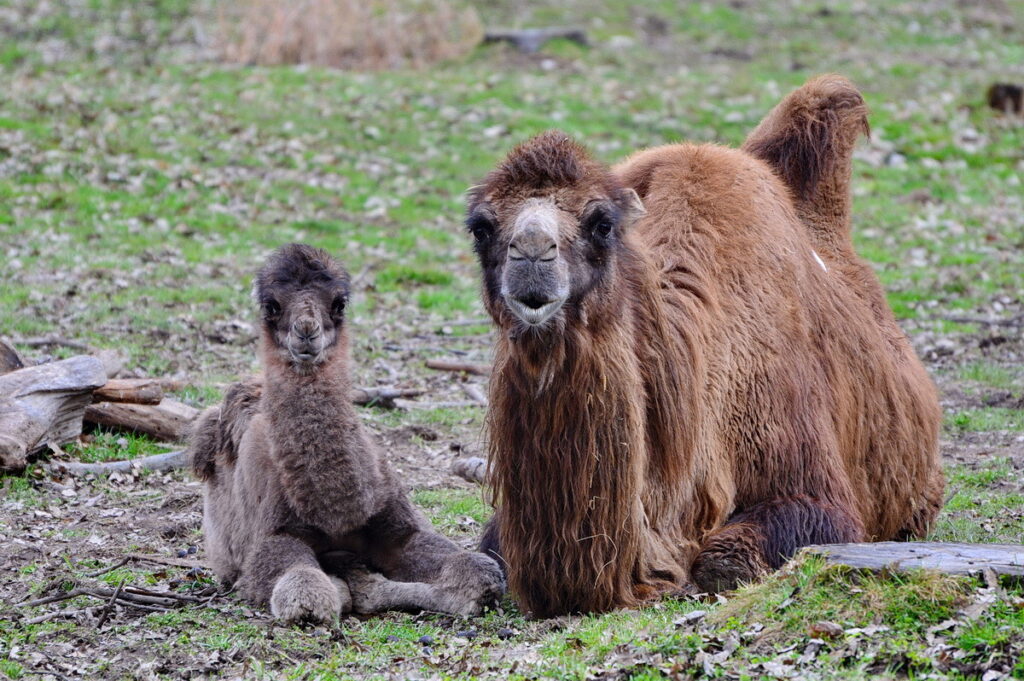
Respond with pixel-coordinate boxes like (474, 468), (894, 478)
(691, 495), (862, 593)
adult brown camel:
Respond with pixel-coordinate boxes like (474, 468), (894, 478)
(189, 244), (504, 622)
(466, 76), (944, 617)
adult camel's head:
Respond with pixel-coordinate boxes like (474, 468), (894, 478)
(466, 131), (645, 336)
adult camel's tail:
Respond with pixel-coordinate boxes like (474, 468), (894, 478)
(743, 75), (869, 251)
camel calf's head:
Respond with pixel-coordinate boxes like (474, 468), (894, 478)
(467, 131), (644, 332)
(253, 244), (351, 373)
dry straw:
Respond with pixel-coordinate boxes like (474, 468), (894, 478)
(212, 0), (483, 70)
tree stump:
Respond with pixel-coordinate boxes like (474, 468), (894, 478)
(0, 356), (108, 472)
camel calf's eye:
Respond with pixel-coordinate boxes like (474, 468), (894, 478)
(331, 297), (346, 319)
(263, 300), (281, 320)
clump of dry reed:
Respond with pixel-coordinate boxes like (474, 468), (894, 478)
(211, 0), (483, 70)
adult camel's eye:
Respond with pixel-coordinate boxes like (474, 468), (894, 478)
(582, 204), (620, 242)
(467, 212), (496, 243)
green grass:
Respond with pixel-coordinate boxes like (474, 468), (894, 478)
(1, 0), (1023, 679)
(947, 408), (1024, 433)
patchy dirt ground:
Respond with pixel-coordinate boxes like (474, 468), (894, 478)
(1, 0), (1022, 678)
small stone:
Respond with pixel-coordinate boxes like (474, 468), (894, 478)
(385, 635), (400, 643)
(177, 549), (188, 558)
(417, 635), (434, 646)
(187, 545), (197, 555)
(456, 629), (477, 639)
(808, 620), (844, 639)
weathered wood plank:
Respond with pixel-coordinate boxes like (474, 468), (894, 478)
(0, 356), (108, 472)
(804, 542), (1024, 578)
(84, 399), (199, 442)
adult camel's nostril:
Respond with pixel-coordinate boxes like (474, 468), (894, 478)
(509, 225), (558, 262)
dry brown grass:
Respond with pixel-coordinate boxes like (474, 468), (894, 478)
(210, 0), (483, 70)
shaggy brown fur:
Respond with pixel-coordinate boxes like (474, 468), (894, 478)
(189, 244), (504, 623)
(467, 75), (943, 617)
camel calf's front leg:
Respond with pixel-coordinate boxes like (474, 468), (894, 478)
(692, 495), (862, 593)
(240, 535), (351, 623)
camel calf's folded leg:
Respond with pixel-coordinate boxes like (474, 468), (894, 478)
(691, 495), (862, 593)
(353, 505), (505, 616)
(240, 534), (351, 623)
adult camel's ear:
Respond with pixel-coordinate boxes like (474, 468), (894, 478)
(617, 187), (646, 230)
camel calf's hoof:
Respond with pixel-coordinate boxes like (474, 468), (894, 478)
(270, 566), (350, 623)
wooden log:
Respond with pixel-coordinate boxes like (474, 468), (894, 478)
(93, 378), (165, 405)
(84, 400), (199, 442)
(48, 450), (187, 476)
(425, 359), (491, 376)
(452, 456), (487, 484)
(803, 542), (1024, 579)
(484, 27), (588, 53)
(0, 356), (108, 472)
(0, 338), (24, 375)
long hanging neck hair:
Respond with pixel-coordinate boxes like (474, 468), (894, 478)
(482, 146), (708, 614)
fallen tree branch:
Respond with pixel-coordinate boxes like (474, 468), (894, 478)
(484, 26), (588, 53)
(425, 359), (491, 376)
(393, 399), (481, 410)
(351, 387), (426, 409)
(47, 450), (187, 476)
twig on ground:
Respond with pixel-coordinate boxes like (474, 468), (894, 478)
(95, 579), (125, 628)
(425, 359), (491, 376)
(125, 553), (207, 569)
(13, 336), (95, 352)
(85, 557), (130, 578)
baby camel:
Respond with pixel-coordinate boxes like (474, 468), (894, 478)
(189, 244), (504, 623)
